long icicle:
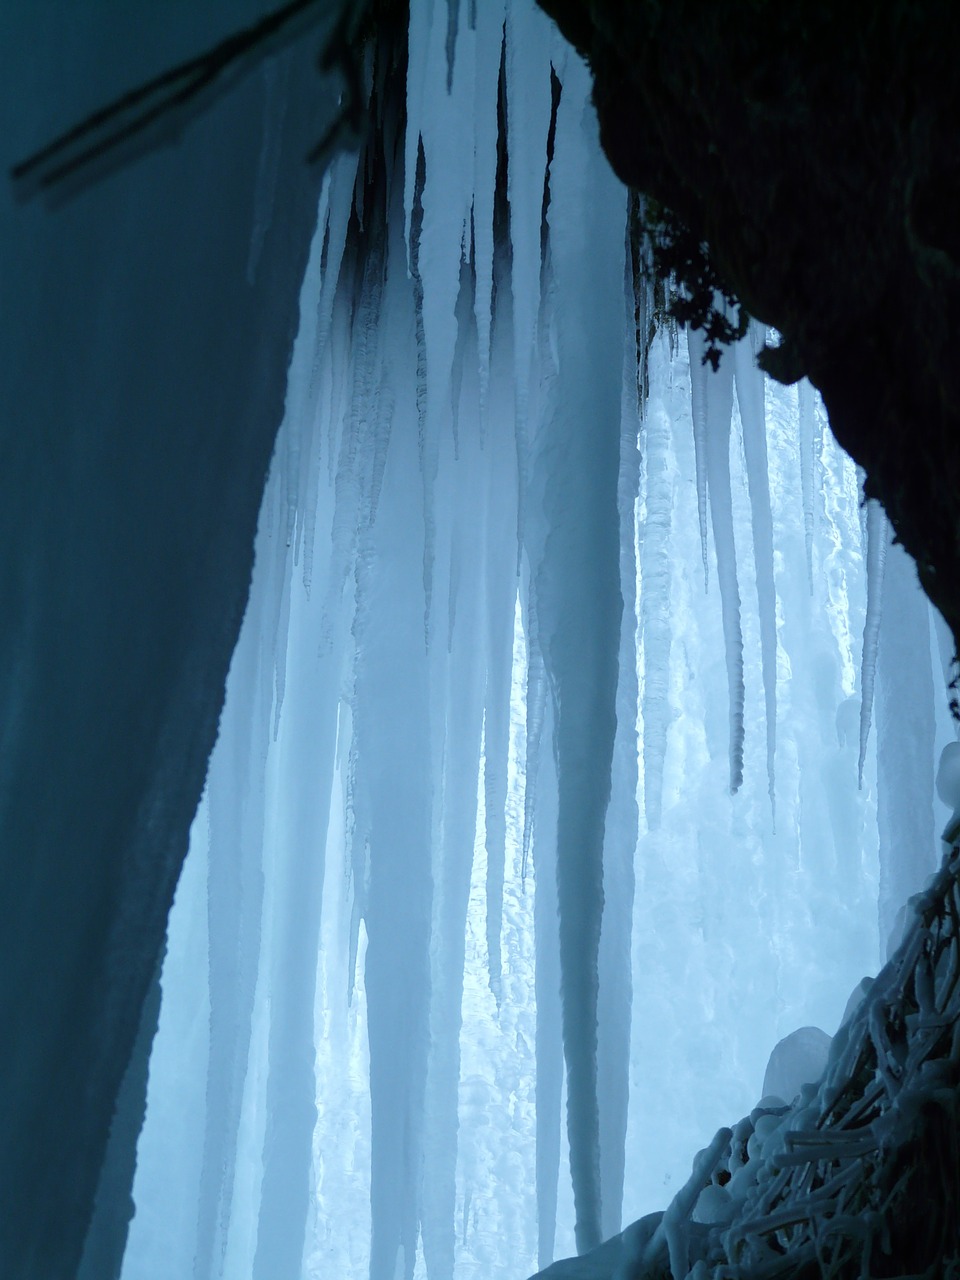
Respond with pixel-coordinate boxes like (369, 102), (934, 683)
(859, 498), (888, 788)
(596, 285), (642, 1239)
(536, 50), (625, 1253)
(735, 321), (777, 816)
(798, 378), (817, 591)
(689, 325), (744, 793)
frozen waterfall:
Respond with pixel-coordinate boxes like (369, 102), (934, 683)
(120, 3), (955, 1279)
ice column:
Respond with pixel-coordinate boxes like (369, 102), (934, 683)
(532, 695), (563, 1271)
(876, 539), (937, 954)
(252, 196), (354, 1280)
(533, 49), (626, 1254)
(688, 328), (744, 793)
(734, 322), (777, 811)
(859, 499), (887, 786)
(639, 396), (674, 833)
(420, 275), (488, 1280)
(798, 378), (818, 590)
(596, 296), (642, 1240)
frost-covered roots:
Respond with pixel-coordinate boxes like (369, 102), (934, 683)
(608, 845), (960, 1280)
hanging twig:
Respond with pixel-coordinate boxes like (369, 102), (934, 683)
(11, 0), (367, 203)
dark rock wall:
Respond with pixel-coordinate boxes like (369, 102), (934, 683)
(537, 1), (960, 650)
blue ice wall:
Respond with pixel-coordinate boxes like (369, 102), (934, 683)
(0, 6), (346, 1275)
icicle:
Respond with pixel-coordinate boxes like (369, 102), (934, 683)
(420, 257), (487, 1280)
(251, 299), (348, 1279)
(533, 695), (563, 1271)
(409, 140), (433, 631)
(281, 169), (338, 574)
(312, 152), (360, 383)
(520, 208), (556, 878)
(734, 321), (777, 814)
(689, 331), (711, 591)
(356, 400), (434, 1280)
(322, 200), (388, 635)
(534, 51), (626, 1255)
(859, 499), (887, 787)
(298, 342), (327, 594)
(470, 0), (505, 416)
(409, 0), (477, 638)
(798, 378), (817, 591)
(639, 393), (674, 832)
(522, 622), (547, 878)
(932, 601), (957, 698)
(419, 623), (484, 1280)
(875, 539), (936, 955)
(482, 235), (521, 995)
(253, 609), (342, 1280)
(403, 0), (431, 273)
(367, 374), (395, 531)
(596, 313), (641, 1240)
(483, 697), (507, 1002)
(689, 325), (744, 793)
(448, 268), (467, 466)
(270, 563), (293, 737)
(505, 0), (553, 552)
(344, 729), (369, 1010)
(504, 0), (551, 411)
(856, 464), (869, 553)
(444, 0), (459, 90)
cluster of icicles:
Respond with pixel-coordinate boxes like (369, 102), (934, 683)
(121, 3), (955, 1280)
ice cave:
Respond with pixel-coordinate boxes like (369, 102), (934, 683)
(4, 3), (960, 1279)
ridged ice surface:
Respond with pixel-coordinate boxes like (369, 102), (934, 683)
(121, 3), (956, 1279)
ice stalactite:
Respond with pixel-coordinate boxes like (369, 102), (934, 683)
(444, 0), (460, 87)
(417, 23), (523, 1273)
(468, 0), (505, 414)
(798, 378), (817, 590)
(520, 186), (557, 883)
(596, 303), (642, 1241)
(533, 695), (563, 1272)
(408, 0), (478, 633)
(483, 250), (520, 1005)
(734, 322), (777, 812)
(523, 615), (549, 875)
(639, 396), (675, 832)
(689, 326), (744, 793)
(859, 499), (888, 787)
(250, 201), (352, 1280)
(420, 275), (488, 1280)
(349, 201), (436, 1280)
(252, 626), (341, 1280)
(932, 602), (957, 695)
(505, 0), (553, 553)
(483, 665), (510, 1007)
(690, 334), (711, 591)
(312, 158), (357, 389)
(876, 539), (937, 956)
(321, 209), (385, 646)
(534, 49), (626, 1255)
